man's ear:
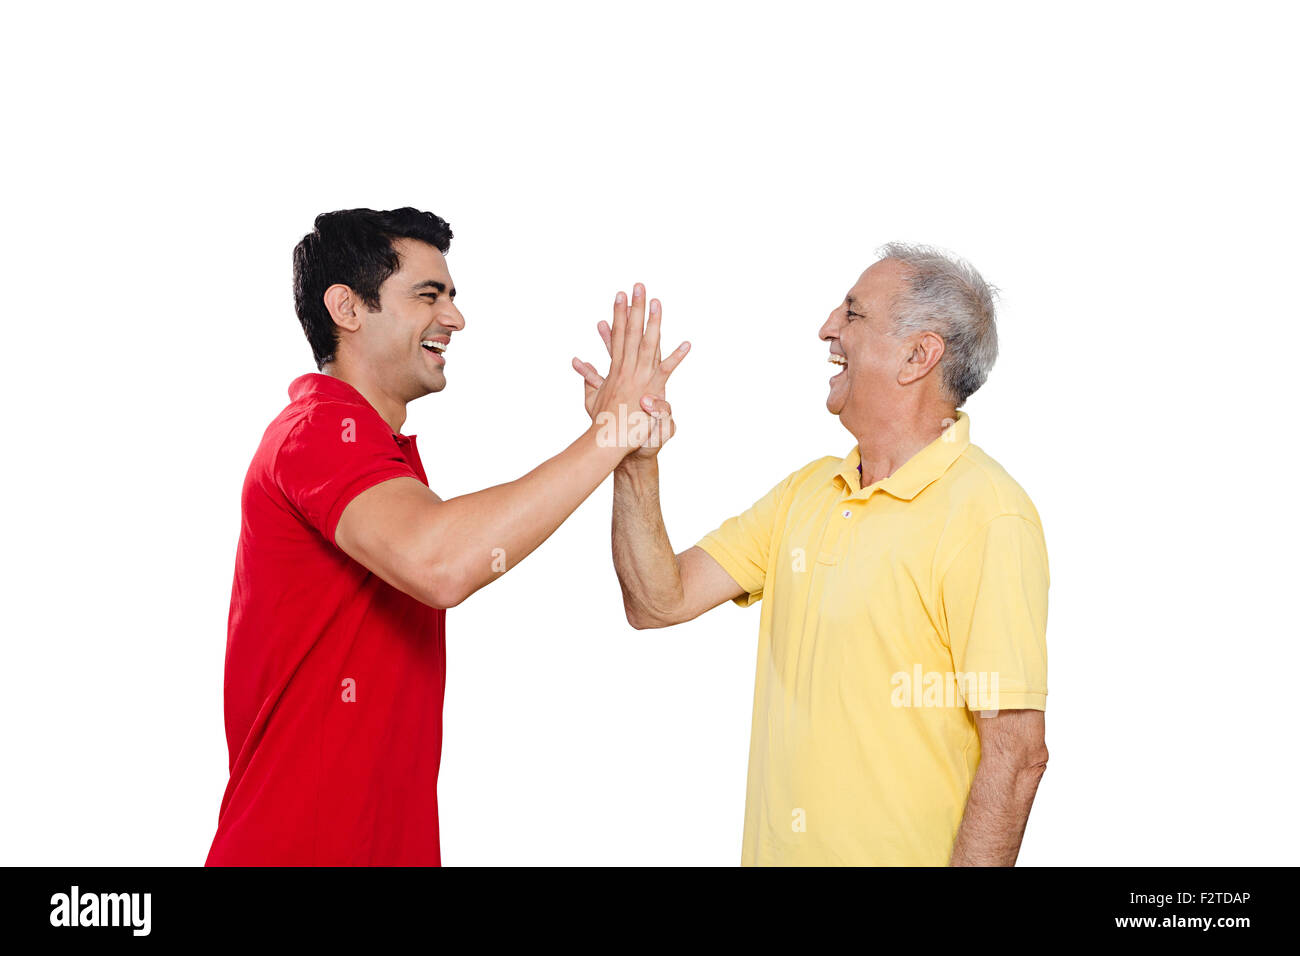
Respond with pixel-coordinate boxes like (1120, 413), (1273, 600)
(323, 284), (364, 333)
(898, 331), (945, 386)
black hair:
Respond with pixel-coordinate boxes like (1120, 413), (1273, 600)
(292, 207), (453, 368)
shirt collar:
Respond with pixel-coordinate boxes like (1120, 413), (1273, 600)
(834, 411), (971, 500)
(289, 372), (367, 404)
(288, 373), (414, 442)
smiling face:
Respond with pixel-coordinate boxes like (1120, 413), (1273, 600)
(819, 258), (914, 423)
(344, 238), (465, 402)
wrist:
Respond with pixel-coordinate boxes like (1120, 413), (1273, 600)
(614, 455), (660, 495)
(582, 421), (634, 470)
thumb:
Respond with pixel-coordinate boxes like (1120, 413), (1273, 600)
(640, 395), (671, 419)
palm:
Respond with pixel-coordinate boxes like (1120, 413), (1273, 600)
(572, 287), (686, 459)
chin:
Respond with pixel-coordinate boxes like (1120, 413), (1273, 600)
(414, 363), (447, 393)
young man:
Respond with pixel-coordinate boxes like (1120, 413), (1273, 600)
(206, 207), (686, 865)
(575, 243), (1049, 866)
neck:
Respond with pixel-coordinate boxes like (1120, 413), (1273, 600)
(320, 359), (407, 435)
(848, 400), (957, 488)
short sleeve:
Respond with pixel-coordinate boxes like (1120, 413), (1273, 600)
(939, 514), (1049, 712)
(695, 470), (797, 608)
(273, 404), (418, 547)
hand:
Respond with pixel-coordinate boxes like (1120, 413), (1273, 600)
(571, 283), (689, 459)
(629, 395), (676, 461)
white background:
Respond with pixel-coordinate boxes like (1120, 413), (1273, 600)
(2, 1), (1296, 866)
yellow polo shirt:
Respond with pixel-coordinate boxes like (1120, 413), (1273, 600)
(696, 412), (1048, 866)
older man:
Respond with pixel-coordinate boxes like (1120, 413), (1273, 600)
(574, 243), (1049, 866)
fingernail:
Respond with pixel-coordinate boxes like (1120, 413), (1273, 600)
(616, 292), (626, 305)
(633, 284), (643, 298)
(650, 300), (660, 315)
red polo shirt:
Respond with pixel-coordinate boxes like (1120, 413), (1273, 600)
(207, 373), (446, 866)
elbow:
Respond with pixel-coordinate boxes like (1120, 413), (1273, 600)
(1014, 744), (1049, 784)
(1029, 744), (1049, 775)
(425, 564), (472, 610)
(624, 604), (672, 630)
(979, 729), (1049, 781)
(1021, 735), (1049, 771)
(427, 589), (467, 611)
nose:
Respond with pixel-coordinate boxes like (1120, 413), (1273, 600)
(819, 306), (841, 342)
(443, 300), (466, 332)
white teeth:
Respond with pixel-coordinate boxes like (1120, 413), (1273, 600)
(421, 340), (446, 353)
(828, 354), (847, 366)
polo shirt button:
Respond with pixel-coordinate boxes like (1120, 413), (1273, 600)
(842, 509), (851, 518)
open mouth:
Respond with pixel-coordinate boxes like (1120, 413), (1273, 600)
(828, 353), (847, 379)
(421, 338), (448, 364)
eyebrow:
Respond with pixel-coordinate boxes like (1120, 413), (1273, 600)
(413, 279), (456, 298)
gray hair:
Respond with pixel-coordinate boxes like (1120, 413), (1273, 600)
(876, 242), (999, 407)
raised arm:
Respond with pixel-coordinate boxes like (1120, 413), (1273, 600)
(571, 285), (742, 629)
(336, 286), (685, 609)
(612, 458), (744, 628)
(337, 425), (624, 609)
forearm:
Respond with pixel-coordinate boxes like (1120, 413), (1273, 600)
(435, 424), (625, 601)
(611, 457), (684, 627)
(949, 738), (1048, 866)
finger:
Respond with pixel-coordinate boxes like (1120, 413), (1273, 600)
(640, 396), (672, 418)
(572, 357), (605, 390)
(656, 340), (691, 379)
(623, 282), (645, 368)
(639, 397), (673, 448)
(597, 320), (612, 357)
(610, 291), (627, 370)
(640, 297), (662, 373)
